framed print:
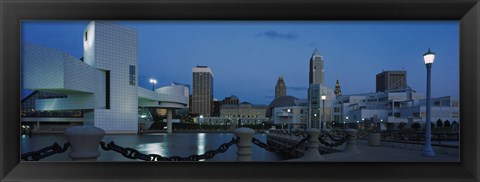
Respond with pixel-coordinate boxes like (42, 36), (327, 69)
(1, 0), (479, 181)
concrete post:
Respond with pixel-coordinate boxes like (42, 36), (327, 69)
(167, 109), (173, 134)
(300, 128), (325, 161)
(64, 126), (105, 161)
(344, 129), (361, 153)
(234, 127), (255, 162)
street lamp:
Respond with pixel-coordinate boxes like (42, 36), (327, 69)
(321, 94), (326, 130)
(345, 116), (349, 129)
(314, 113), (318, 129)
(362, 118), (365, 129)
(149, 78), (157, 91)
(422, 48), (436, 157)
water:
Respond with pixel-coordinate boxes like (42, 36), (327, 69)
(20, 133), (283, 162)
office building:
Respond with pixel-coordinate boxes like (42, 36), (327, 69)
(275, 77), (286, 98)
(266, 96), (308, 129)
(222, 95), (240, 105)
(376, 70), (407, 92)
(309, 48), (324, 85)
(192, 66), (214, 116)
(220, 102), (267, 118)
(333, 89), (459, 130)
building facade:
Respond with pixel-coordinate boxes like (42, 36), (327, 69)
(192, 66), (214, 116)
(267, 96), (308, 129)
(275, 77), (286, 98)
(22, 21), (188, 133)
(307, 84), (335, 129)
(376, 70), (407, 92)
(222, 95), (240, 105)
(332, 89), (459, 130)
(220, 102), (267, 118)
(309, 48), (324, 85)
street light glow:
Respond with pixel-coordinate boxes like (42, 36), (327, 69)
(423, 48), (435, 64)
(149, 78), (157, 84)
(321, 94), (326, 100)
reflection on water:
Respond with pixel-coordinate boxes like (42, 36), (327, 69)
(21, 132), (282, 162)
(197, 133), (206, 155)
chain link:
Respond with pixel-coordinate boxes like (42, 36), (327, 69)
(100, 137), (239, 161)
(318, 133), (347, 148)
(21, 142), (71, 161)
(251, 135), (310, 154)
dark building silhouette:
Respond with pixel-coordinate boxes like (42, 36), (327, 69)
(275, 77), (286, 98)
(192, 66), (214, 116)
(376, 70), (407, 92)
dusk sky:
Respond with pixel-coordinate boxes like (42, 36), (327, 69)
(21, 21), (459, 105)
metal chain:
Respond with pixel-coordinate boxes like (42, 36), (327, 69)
(318, 133), (347, 148)
(327, 132), (346, 143)
(100, 137), (239, 161)
(21, 142), (71, 161)
(251, 135), (310, 154)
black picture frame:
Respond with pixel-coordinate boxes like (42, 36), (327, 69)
(1, 0), (479, 181)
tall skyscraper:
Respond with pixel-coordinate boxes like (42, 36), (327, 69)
(275, 77), (286, 98)
(309, 48), (324, 85)
(376, 70), (407, 92)
(192, 66), (214, 116)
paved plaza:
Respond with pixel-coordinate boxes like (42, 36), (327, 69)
(322, 141), (458, 162)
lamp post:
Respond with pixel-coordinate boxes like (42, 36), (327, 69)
(362, 118), (365, 130)
(314, 114), (318, 129)
(422, 48), (436, 157)
(321, 94), (326, 130)
(149, 78), (157, 91)
(345, 116), (349, 129)
(199, 115), (203, 130)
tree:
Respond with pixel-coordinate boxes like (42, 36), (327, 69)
(397, 122), (406, 130)
(444, 120), (451, 128)
(436, 119), (443, 128)
(411, 122), (420, 129)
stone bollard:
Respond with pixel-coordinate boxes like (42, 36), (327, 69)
(234, 127), (255, 162)
(343, 129), (361, 153)
(299, 128), (325, 161)
(64, 126), (105, 161)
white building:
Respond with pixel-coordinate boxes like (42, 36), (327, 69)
(333, 89), (459, 130)
(307, 83), (336, 129)
(266, 96), (308, 129)
(22, 21), (188, 134)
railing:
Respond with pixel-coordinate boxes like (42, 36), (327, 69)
(265, 128), (361, 160)
(356, 130), (459, 146)
(21, 126), (361, 162)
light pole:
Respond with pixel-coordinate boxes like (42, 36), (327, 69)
(422, 48), (436, 157)
(362, 118), (365, 130)
(321, 94), (326, 130)
(149, 78), (157, 91)
(314, 114), (318, 129)
(345, 116), (349, 129)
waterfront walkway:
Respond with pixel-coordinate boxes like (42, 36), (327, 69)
(322, 141), (458, 162)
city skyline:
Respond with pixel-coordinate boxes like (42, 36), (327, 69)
(21, 21), (459, 105)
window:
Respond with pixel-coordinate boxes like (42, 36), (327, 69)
(129, 65), (136, 86)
